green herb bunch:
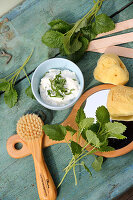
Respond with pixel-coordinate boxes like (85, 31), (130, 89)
(47, 71), (74, 99)
(43, 106), (126, 187)
(42, 0), (115, 61)
(0, 50), (35, 108)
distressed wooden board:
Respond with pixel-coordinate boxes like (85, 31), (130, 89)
(0, 74), (133, 200)
(0, 1), (133, 200)
(0, 0), (132, 80)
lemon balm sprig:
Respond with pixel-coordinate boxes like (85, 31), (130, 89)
(0, 49), (34, 108)
(43, 106), (126, 187)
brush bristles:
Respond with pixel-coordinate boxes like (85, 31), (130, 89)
(17, 114), (44, 141)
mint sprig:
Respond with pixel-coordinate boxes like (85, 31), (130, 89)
(43, 106), (127, 187)
(42, 0), (115, 61)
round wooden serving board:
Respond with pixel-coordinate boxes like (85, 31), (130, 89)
(6, 84), (133, 159)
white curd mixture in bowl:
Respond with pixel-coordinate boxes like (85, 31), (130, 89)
(40, 69), (80, 106)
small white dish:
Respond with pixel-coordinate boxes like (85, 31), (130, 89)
(31, 58), (84, 110)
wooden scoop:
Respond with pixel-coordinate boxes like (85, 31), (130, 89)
(7, 84), (133, 159)
(17, 114), (57, 200)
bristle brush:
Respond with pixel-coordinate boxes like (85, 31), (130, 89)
(17, 114), (57, 200)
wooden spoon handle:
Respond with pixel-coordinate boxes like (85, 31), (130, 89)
(28, 140), (57, 200)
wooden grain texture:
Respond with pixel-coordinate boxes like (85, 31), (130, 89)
(0, 0), (133, 200)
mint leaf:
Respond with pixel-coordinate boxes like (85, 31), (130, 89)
(48, 19), (67, 27)
(75, 107), (86, 125)
(71, 141), (82, 156)
(105, 122), (126, 135)
(70, 35), (82, 54)
(4, 87), (18, 108)
(65, 125), (77, 136)
(0, 81), (10, 91)
(81, 24), (97, 41)
(75, 18), (88, 33)
(93, 13), (115, 34)
(86, 130), (100, 147)
(96, 106), (110, 125)
(91, 156), (103, 172)
(51, 23), (72, 33)
(42, 30), (63, 48)
(79, 118), (94, 133)
(68, 36), (89, 62)
(25, 85), (35, 99)
(81, 161), (92, 176)
(43, 124), (66, 141)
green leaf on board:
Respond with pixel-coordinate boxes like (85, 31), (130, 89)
(86, 130), (100, 147)
(79, 118), (94, 133)
(96, 106), (110, 125)
(105, 122), (126, 136)
(65, 125), (77, 136)
(71, 141), (82, 156)
(98, 146), (115, 152)
(43, 124), (66, 141)
(75, 107), (86, 125)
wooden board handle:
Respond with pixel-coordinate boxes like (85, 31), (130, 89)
(6, 84), (133, 159)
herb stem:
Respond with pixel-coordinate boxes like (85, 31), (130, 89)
(73, 164), (77, 185)
(23, 68), (31, 85)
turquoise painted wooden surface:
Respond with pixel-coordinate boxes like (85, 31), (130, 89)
(0, 0), (133, 200)
(0, 0), (132, 80)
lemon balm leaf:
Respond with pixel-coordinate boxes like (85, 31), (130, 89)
(86, 130), (100, 147)
(25, 85), (35, 99)
(65, 125), (77, 136)
(93, 13), (115, 34)
(42, 30), (63, 48)
(75, 107), (86, 125)
(81, 161), (92, 176)
(91, 156), (103, 172)
(79, 118), (94, 133)
(71, 141), (82, 156)
(105, 122), (126, 135)
(96, 106), (110, 124)
(43, 124), (67, 141)
(4, 87), (18, 108)
(0, 81), (10, 91)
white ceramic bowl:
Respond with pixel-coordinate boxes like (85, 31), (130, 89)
(31, 58), (84, 110)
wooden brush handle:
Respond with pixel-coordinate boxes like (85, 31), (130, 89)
(28, 139), (57, 200)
